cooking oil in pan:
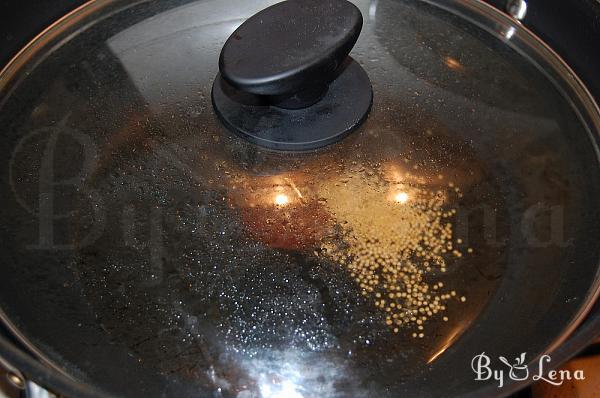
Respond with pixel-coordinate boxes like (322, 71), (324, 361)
(69, 121), (508, 396)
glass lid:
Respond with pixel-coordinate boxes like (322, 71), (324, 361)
(0, 0), (599, 397)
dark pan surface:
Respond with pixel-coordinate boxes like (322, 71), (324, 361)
(0, 0), (599, 397)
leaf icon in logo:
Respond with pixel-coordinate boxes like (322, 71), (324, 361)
(499, 353), (529, 381)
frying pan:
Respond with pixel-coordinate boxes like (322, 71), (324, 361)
(0, 0), (599, 397)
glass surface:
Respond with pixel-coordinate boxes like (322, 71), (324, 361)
(0, 0), (599, 397)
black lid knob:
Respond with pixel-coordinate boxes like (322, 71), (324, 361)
(212, 0), (373, 151)
(220, 0), (363, 100)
